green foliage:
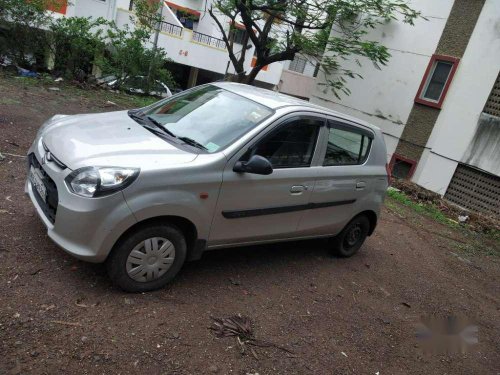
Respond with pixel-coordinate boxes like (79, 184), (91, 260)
(97, 23), (175, 90)
(0, 0), (175, 90)
(210, 0), (422, 94)
(133, 0), (163, 31)
(50, 16), (107, 80)
(0, 0), (54, 68)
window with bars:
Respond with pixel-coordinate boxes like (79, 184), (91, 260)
(229, 28), (247, 45)
(289, 56), (307, 74)
(483, 71), (500, 117)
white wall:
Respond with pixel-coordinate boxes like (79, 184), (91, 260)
(310, 0), (454, 160)
(67, 0), (117, 19)
(414, 0), (500, 192)
(279, 69), (316, 99)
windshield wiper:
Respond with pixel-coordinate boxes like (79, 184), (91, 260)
(128, 110), (146, 123)
(145, 116), (176, 138)
(178, 136), (208, 151)
(128, 110), (176, 138)
(129, 110), (207, 151)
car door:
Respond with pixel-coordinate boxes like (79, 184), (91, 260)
(297, 119), (375, 236)
(208, 114), (325, 247)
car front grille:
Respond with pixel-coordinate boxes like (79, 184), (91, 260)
(42, 141), (67, 169)
(29, 153), (59, 224)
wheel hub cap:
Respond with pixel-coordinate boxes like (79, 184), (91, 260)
(126, 237), (175, 282)
(346, 224), (362, 247)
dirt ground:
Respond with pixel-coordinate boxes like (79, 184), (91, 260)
(1, 76), (499, 375)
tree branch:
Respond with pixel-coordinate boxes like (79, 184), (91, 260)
(208, 6), (243, 74)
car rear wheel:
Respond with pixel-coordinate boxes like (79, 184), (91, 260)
(331, 215), (370, 257)
(106, 224), (187, 292)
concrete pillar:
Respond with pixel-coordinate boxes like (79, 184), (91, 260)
(187, 67), (199, 88)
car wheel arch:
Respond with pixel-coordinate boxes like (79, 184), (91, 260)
(110, 215), (201, 261)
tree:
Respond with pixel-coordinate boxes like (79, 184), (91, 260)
(97, 24), (175, 89)
(0, 0), (55, 69)
(209, 0), (421, 95)
(50, 16), (108, 80)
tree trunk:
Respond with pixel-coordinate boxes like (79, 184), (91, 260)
(240, 65), (263, 84)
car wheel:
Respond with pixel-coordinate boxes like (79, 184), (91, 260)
(331, 215), (370, 258)
(106, 224), (187, 292)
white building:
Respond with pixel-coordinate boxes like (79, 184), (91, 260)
(311, 0), (500, 216)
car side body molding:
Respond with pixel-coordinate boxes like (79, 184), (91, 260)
(222, 199), (356, 219)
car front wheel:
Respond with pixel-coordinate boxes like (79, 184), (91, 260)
(106, 224), (187, 292)
(331, 215), (370, 257)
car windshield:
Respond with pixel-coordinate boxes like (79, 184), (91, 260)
(142, 85), (273, 153)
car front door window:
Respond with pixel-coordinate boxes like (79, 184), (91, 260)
(245, 118), (323, 169)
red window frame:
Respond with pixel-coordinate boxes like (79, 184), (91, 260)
(389, 153), (417, 179)
(414, 54), (460, 109)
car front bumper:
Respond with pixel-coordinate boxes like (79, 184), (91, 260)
(25, 139), (137, 263)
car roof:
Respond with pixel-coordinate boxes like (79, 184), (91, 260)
(212, 82), (379, 131)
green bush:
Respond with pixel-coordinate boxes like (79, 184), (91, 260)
(0, 0), (53, 69)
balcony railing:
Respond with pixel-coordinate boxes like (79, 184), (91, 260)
(192, 31), (226, 50)
(160, 21), (183, 37)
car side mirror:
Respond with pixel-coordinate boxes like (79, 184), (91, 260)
(233, 155), (273, 175)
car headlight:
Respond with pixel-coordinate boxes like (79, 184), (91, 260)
(65, 167), (140, 198)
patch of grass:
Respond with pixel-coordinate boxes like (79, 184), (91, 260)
(386, 188), (500, 257)
(387, 188), (459, 229)
(0, 97), (21, 105)
(384, 198), (406, 216)
(452, 240), (499, 257)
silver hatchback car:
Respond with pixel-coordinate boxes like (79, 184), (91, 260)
(26, 83), (389, 292)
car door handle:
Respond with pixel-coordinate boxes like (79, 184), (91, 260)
(356, 181), (366, 190)
(290, 185), (307, 194)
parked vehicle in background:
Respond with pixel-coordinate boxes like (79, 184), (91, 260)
(25, 83), (389, 292)
(107, 75), (173, 98)
(96, 74), (117, 86)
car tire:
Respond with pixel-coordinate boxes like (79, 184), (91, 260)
(106, 224), (187, 292)
(331, 215), (370, 258)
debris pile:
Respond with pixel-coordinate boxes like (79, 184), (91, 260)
(210, 315), (293, 358)
(391, 178), (500, 233)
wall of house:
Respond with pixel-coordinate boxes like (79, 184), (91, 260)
(278, 69), (315, 99)
(66, 0), (117, 19)
(413, 0), (500, 193)
(278, 57), (317, 99)
(310, 0), (455, 159)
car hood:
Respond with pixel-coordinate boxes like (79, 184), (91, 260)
(40, 111), (197, 170)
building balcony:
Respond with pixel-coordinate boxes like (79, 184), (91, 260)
(115, 7), (282, 85)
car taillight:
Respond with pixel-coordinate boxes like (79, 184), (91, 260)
(385, 163), (392, 185)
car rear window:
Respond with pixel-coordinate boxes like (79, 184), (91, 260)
(323, 126), (372, 166)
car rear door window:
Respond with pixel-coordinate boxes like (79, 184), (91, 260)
(248, 118), (322, 168)
(323, 124), (372, 166)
